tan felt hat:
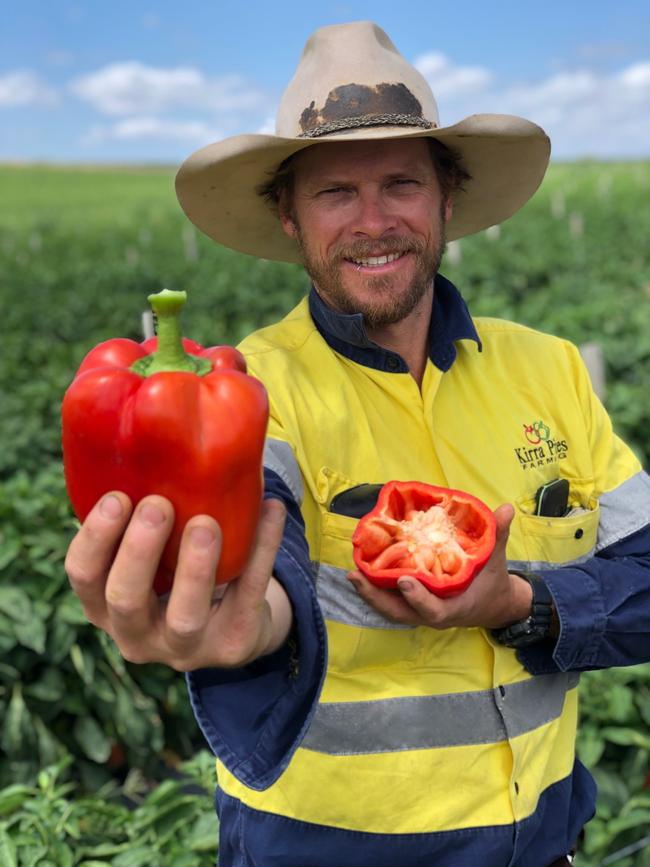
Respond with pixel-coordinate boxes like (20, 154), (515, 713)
(176, 21), (551, 263)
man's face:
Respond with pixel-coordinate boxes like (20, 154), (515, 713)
(279, 138), (453, 329)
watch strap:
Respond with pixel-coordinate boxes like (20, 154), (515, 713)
(491, 571), (554, 648)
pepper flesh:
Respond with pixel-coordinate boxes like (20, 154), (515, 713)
(352, 481), (497, 597)
(61, 290), (269, 595)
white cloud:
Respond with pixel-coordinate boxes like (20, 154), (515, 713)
(619, 61), (650, 88)
(70, 62), (264, 116)
(414, 52), (493, 100)
(414, 51), (650, 158)
(256, 115), (277, 135)
(0, 70), (59, 107)
(83, 116), (221, 145)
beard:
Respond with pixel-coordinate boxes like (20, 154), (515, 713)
(293, 214), (447, 330)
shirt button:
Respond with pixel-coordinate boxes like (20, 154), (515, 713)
(575, 528), (584, 539)
(386, 356), (401, 371)
(514, 781), (520, 795)
(498, 685), (506, 697)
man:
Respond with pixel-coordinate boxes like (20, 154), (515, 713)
(66, 21), (650, 867)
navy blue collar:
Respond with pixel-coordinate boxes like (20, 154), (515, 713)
(308, 273), (481, 374)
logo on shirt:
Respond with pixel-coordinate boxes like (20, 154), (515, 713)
(515, 420), (568, 470)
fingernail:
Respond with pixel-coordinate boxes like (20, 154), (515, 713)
(399, 579), (415, 593)
(100, 494), (123, 520)
(139, 503), (165, 528)
(190, 526), (215, 550)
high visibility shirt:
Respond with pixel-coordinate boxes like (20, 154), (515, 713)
(187, 275), (650, 867)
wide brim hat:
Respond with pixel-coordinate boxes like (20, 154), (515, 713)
(176, 21), (551, 264)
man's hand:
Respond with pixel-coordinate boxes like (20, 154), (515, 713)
(347, 504), (533, 630)
(65, 492), (291, 671)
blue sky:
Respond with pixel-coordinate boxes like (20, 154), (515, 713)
(2, 0), (650, 163)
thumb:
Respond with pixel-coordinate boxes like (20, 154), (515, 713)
(492, 503), (515, 554)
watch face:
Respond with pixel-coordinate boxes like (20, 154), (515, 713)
(492, 616), (551, 648)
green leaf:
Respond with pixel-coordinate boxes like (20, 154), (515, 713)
(606, 809), (650, 837)
(24, 667), (67, 703)
(45, 617), (77, 664)
(14, 616), (46, 654)
(592, 767), (631, 818)
(187, 812), (219, 852)
(601, 726), (650, 750)
(638, 688), (650, 727)
(606, 683), (635, 722)
(0, 827), (17, 867)
(89, 673), (115, 704)
(0, 784), (34, 816)
(0, 661), (20, 682)
(33, 716), (66, 767)
(577, 726), (605, 768)
(79, 862), (123, 867)
(1, 684), (28, 755)
(21, 847), (50, 867)
(0, 587), (32, 623)
(0, 534), (21, 571)
(98, 630), (127, 676)
(142, 779), (180, 807)
(73, 716), (111, 763)
(46, 840), (75, 867)
(113, 846), (162, 867)
(57, 592), (90, 625)
(114, 684), (161, 752)
(70, 642), (95, 686)
(625, 793), (650, 812)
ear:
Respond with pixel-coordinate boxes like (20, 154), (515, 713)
(279, 210), (298, 239)
(278, 190), (299, 239)
(443, 197), (453, 223)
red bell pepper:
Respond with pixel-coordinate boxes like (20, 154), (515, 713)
(352, 481), (496, 597)
(61, 289), (269, 595)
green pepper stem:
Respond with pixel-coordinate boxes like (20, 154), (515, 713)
(131, 289), (211, 377)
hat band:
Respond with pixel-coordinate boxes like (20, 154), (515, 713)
(297, 113), (435, 138)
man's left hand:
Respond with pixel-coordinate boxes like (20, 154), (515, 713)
(347, 504), (533, 630)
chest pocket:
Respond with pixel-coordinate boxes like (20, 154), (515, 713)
(515, 482), (600, 568)
(316, 466), (373, 571)
(314, 467), (417, 637)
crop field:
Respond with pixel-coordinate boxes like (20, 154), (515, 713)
(1, 161), (650, 864)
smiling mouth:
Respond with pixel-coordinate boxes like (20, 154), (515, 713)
(345, 251), (408, 268)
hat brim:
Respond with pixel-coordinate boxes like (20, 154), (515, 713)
(175, 114), (550, 263)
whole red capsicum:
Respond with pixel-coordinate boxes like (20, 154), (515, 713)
(61, 289), (269, 595)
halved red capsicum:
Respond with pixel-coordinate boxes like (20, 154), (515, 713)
(61, 289), (269, 595)
(352, 481), (497, 597)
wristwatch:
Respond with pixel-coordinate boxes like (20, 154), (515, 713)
(491, 571), (555, 648)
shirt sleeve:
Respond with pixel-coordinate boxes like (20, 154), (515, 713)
(519, 342), (650, 674)
(185, 438), (327, 792)
(520, 515), (650, 674)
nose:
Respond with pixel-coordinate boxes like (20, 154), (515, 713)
(351, 187), (397, 239)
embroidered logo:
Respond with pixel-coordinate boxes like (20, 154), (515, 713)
(515, 420), (569, 470)
(523, 420), (550, 444)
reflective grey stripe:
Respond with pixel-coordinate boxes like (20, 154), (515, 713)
(317, 556), (597, 627)
(507, 551), (595, 573)
(597, 471), (650, 551)
(264, 438), (303, 504)
(316, 562), (413, 630)
(301, 672), (579, 755)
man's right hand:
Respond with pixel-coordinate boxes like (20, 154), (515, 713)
(65, 492), (291, 671)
